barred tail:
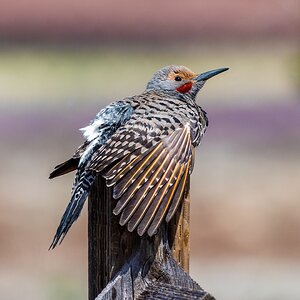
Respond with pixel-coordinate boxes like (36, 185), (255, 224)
(49, 171), (95, 249)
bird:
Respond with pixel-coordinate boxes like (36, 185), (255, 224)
(49, 65), (228, 249)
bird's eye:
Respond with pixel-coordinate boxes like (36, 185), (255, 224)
(175, 76), (182, 81)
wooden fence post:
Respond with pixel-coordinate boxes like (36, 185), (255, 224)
(168, 176), (191, 273)
(88, 175), (214, 300)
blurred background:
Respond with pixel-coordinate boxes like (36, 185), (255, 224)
(0, 0), (299, 299)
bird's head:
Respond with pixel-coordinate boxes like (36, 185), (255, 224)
(146, 65), (228, 100)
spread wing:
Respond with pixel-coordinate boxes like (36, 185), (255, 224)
(88, 124), (193, 236)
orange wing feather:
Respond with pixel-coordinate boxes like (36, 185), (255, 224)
(102, 125), (193, 236)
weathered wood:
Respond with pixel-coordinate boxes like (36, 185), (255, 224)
(95, 230), (214, 300)
(168, 177), (190, 273)
(89, 174), (214, 299)
(88, 176), (139, 300)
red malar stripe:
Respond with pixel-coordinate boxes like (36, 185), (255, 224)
(176, 81), (193, 93)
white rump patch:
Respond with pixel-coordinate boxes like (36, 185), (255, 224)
(80, 119), (104, 142)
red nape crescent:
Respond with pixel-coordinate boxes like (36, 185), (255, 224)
(176, 81), (193, 94)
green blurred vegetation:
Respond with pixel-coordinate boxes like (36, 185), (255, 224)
(0, 43), (297, 108)
(290, 53), (300, 90)
(46, 275), (86, 300)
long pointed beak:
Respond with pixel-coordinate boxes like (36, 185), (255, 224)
(196, 67), (229, 82)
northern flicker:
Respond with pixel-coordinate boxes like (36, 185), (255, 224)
(49, 65), (228, 249)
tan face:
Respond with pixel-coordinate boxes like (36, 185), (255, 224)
(167, 69), (197, 94)
(146, 65), (202, 97)
(167, 69), (197, 82)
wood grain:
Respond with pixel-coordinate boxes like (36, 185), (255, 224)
(89, 174), (214, 299)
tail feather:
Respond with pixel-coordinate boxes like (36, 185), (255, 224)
(49, 158), (79, 179)
(49, 171), (95, 249)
